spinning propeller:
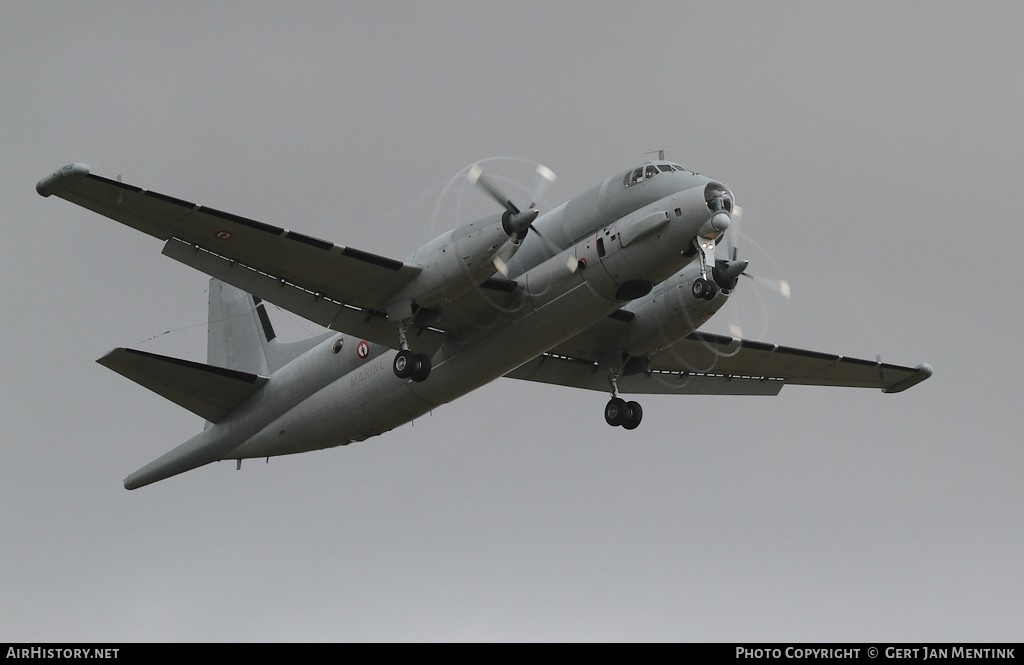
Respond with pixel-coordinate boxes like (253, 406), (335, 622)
(719, 205), (790, 298)
(467, 163), (577, 276)
(716, 204), (792, 339)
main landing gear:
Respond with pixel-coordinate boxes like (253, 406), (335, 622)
(604, 397), (643, 429)
(604, 368), (643, 429)
(392, 321), (432, 382)
(393, 349), (432, 382)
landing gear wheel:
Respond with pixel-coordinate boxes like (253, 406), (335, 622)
(393, 350), (416, 379)
(604, 397), (627, 427)
(411, 353), (432, 383)
(692, 278), (713, 300)
(692, 278), (719, 301)
(622, 401), (643, 430)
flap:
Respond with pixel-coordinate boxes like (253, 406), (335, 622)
(650, 332), (933, 392)
(506, 352), (785, 396)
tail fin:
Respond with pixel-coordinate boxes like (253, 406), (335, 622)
(207, 279), (333, 374)
(208, 279), (274, 375)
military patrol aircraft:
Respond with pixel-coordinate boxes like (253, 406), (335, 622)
(37, 158), (932, 489)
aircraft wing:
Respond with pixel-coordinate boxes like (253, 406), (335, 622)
(507, 328), (932, 395)
(37, 164), (446, 350)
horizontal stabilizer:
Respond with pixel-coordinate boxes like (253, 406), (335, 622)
(97, 348), (268, 423)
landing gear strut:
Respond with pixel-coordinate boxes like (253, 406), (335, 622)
(604, 369), (643, 429)
(691, 237), (719, 301)
(392, 321), (432, 382)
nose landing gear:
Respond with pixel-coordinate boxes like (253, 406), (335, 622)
(691, 277), (718, 301)
(691, 236), (721, 301)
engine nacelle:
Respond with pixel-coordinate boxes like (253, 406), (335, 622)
(393, 212), (522, 310)
(617, 263), (730, 357)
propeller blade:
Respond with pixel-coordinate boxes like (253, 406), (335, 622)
(726, 204), (742, 262)
(492, 254), (510, 277)
(743, 273), (791, 299)
(467, 164), (519, 215)
(491, 239), (518, 277)
(532, 224), (578, 273)
(721, 203), (790, 298)
(529, 164), (557, 208)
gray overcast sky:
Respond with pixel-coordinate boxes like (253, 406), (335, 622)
(2, 1), (1022, 642)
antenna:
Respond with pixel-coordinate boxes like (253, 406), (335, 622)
(644, 149), (666, 161)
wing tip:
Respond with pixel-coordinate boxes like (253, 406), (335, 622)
(36, 162), (91, 197)
(883, 362), (934, 393)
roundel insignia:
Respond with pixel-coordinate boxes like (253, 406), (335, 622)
(356, 341), (370, 359)
(215, 230), (233, 240)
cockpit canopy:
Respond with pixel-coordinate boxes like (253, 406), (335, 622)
(704, 182), (734, 213)
(623, 162), (694, 187)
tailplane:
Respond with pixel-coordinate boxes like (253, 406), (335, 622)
(109, 280), (333, 489)
(101, 280), (329, 418)
(98, 348), (266, 423)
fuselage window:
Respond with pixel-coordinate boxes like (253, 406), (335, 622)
(597, 237), (606, 257)
(630, 168), (644, 185)
(645, 165), (659, 178)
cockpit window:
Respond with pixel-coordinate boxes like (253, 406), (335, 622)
(626, 163), (675, 187)
(704, 182), (734, 213)
(624, 162), (696, 187)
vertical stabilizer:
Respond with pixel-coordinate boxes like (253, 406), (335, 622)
(207, 279), (334, 375)
(207, 279), (273, 375)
